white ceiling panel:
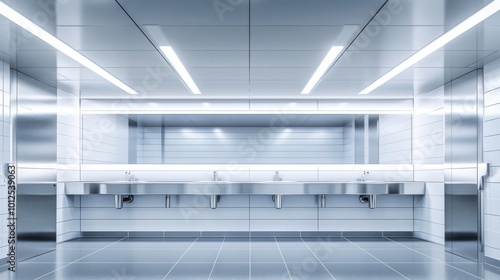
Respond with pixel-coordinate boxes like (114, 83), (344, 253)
(57, 26), (154, 51)
(179, 51), (248, 68)
(251, 26), (343, 51)
(250, 81), (306, 95)
(251, 68), (312, 81)
(350, 26), (445, 51)
(250, 0), (386, 26)
(196, 81), (249, 95)
(4, 0), (500, 101)
(56, 0), (133, 26)
(414, 50), (496, 68)
(104, 67), (178, 82)
(314, 80), (415, 98)
(190, 68), (249, 81)
(79, 51), (165, 68)
(379, 0), (485, 26)
(335, 51), (415, 68)
(118, 0), (249, 26)
(15, 51), (80, 68)
(78, 80), (190, 97)
(159, 26), (248, 51)
(325, 67), (405, 81)
(251, 51), (327, 68)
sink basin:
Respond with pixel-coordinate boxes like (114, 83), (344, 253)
(66, 181), (425, 196)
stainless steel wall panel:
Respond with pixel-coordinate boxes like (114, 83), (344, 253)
(12, 71), (57, 260)
(444, 70), (483, 262)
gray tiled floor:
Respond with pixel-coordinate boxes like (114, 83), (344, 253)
(2, 236), (500, 279)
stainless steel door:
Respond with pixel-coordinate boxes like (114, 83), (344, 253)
(16, 184), (56, 261)
(444, 70), (483, 262)
(445, 184), (480, 261)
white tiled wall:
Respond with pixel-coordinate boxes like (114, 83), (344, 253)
(483, 58), (500, 262)
(138, 127), (346, 164)
(56, 88), (81, 242)
(0, 61), (10, 258)
(343, 123), (355, 164)
(82, 114), (129, 164)
(413, 86), (445, 245)
(379, 115), (412, 164)
(80, 193), (414, 232)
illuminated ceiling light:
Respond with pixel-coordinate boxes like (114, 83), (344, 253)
(301, 46), (344, 94)
(359, 0), (500, 94)
(301, 25), (358, 94)
(160, 46), (201, 94)
(0, 2), (138, 94)
(144, 25), (201, 94)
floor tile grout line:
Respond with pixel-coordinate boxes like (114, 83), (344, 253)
(343, 237), (410, 280)
(34, 237), (128, 280)
(208, 237), (226, 280)
(384, 237), (484, 280)
(300, 237), (337, 280)
(274, 236), (292, 280)
(161, 237), (200, 280)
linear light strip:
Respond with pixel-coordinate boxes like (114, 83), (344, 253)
(0, 2), (138, 94)
(160, 46), (201, 94)
(301, 46), (344, 94)
(360, 0), (500, 94)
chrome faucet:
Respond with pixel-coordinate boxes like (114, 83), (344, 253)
(213, 171), (221, 181)
(274, 171), (282, 181)
(356, 171), (369, 182)
(125, 171), (136, 182)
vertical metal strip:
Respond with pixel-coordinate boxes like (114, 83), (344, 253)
(477, 69), (485, 263)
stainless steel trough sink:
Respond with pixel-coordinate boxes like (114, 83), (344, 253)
(65, 181), (425, 195)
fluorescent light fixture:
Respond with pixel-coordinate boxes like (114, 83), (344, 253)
(301, 46), (344, 94)
(0, 2), (138, 94)
(160, 46), (201, 94)
(360, 0), (500, 94)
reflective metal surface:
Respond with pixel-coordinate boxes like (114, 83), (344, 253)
(11, 70), (58, 261)
(65, 181), (425, 195)
(16, 183), (56, 262)
(445, 183), (480, 262)
(444, 70), (483, 262)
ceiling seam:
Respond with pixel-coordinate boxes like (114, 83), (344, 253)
(114, 0), (179, 93)
(321, 0), (390, 79)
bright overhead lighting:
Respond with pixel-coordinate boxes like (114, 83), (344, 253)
(160, 46), (201, 94)
(0, 2), (138, 94)
(360, 0), (500, 94)
(301, 46), (344, 94)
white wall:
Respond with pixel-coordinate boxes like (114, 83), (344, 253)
(483, 58), (500, 262)
(0, 61), (10, 258)
(82, 114), (129, 164)
(379, 115), (412, 164)
(56, 88), (81, 242)
(412, 85), (445, 245)
(138, 127), (347, 164)
(343, 123), (355, 164)
(137, 126), (161, 164)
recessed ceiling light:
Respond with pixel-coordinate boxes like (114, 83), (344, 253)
(160, 46), (201, 94)
(359, 0), (500, 94)
(0, 2), (138, 94)
(301, 25), (359, 94)
(301, 46), (344, 94)
(144, 25), (201, 94)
